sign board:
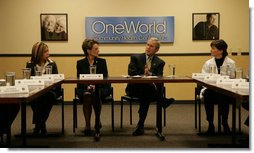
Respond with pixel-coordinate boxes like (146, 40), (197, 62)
(79, 74), (103, 80)
(86, 17), (174, 43)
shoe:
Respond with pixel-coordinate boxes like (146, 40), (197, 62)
(223, 124), (231, 134)
(206, 124), (215, 136)
(84, 129), (92, 136)
(162, 98), (175, 108)
(132, 126), (144, 136)
(94, 132), (100, 142)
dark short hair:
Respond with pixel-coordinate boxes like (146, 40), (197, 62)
(206, 13), (216, 21)
(210, 39), (228, 57)
(82, 39), (99, 56)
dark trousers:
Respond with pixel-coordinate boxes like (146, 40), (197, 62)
(31, 91), (55, 126)
(137, 84), (159, 128)
(0, 104), (20, 132)
(93, 89), (101, 132)
(203, 89), (230, 125)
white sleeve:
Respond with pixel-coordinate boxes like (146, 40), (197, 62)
(201, 61), (209, 73)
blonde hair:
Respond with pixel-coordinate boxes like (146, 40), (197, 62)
(31, 42), (48, 64)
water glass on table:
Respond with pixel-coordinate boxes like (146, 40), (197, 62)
(22, 68), (31, 79)
(45, 65), (52, 74)
(220, 66), (227, 76)
(5, 72), (15, 86)
(89, 65), (96, 74)
(168, 64), (176, 78)
(209, 64), (216, 74)
(235, 67), (243, 79)
(34, 66), (42, 76)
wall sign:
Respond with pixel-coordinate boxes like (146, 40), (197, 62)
(86, 17), (174, 43)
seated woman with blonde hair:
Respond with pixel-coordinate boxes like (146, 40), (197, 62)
(26, 42), (61, 135)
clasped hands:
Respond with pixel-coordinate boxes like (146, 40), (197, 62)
(144, 64), (152, 76)
(87, 84), (95, 92)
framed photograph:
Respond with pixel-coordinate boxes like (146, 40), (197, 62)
(192, 13), (220, 40)
(40, 13), (68, 41)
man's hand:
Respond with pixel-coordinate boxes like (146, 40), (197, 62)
(87, 85), (95, 92)
(144, 64), (150, 76)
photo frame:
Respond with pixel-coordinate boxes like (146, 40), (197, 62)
(192, 13), (220, 40)
(40, 13), (68, 41)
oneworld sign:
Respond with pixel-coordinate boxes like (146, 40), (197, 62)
(86, 17), (174, 43)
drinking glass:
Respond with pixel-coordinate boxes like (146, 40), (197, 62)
(45, 65), (52, 74)
(246, 68), (249, 82)
(209, 64), (216, 74)
(89, 65), (96, 74)
(235, 67), (243, 79)
(220, 66), (227, 76)
(22, 68), (31, 79)
(168, 64), (176, 77)
(34, 66), (42, 76)
(5, 72), (15, 86)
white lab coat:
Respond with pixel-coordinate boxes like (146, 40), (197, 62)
(201, 56), (236, 74)
(200, 56), (236, 99)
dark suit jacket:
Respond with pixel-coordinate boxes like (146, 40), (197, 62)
(194, 22), (218, 40)
(76, 57), (111, 102)
(126, 53), (165, 98)
(128, 53), (165, 76)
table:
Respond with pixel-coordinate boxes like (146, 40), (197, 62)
(64, 76), (194, 140)
(3, 76), (247, 145)
(0, 80), (63, 146)
(193, 78), (249, 145)
(1, 76), (193, 145)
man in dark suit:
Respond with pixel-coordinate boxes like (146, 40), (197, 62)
(126, 37), (174, 136)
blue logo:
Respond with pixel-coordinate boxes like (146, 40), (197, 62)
(86, 17), (174, 43)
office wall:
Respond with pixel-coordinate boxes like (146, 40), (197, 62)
(0, 0), (249, 54)
(0, 0), (250, 101)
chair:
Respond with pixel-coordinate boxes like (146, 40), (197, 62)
(56, 88), (65, 135)
(194, 85), (202, 131)
(195, 85), (242, 133)
(0, 103), (20, 147)
(120, 86), (167, 128)
(73, 87), (114, 133)
(0, 126), (11, 147)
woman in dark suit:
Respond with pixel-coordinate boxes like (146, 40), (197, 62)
(77, 39), (111, 139)
(26, 42), (61, 135)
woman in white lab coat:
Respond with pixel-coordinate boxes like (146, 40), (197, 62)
(201, 39), (235, 135)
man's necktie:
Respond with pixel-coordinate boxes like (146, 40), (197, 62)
(147, 57), (151, 69)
